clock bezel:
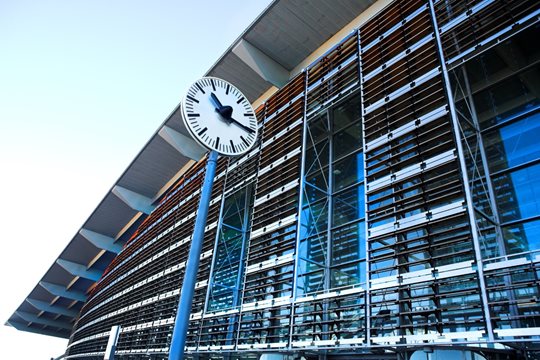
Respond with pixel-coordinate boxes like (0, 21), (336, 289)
(181, 77), (258, 157)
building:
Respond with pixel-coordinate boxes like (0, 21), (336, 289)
(7, 0), (540, 358)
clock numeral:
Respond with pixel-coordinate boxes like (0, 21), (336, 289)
(230, 140), (236, 153)
(226, 84), (230, 95)
(187, 95), (199, 103)
(236, 96), (245, 104)
(244, 113), (254, 117)
(195, 82), (205, 94)
(198, 127), (208, 136)
(215, 136), (220, 149)
(211, 79), (216, 92)
(189, 113), (200, 117)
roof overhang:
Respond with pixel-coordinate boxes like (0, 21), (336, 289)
(7, 0), (377, 338)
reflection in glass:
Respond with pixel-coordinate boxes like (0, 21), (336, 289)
(484, 114), (540, 173)
(333, 152), (364, 191)
(494, 163), (540, 222)
(332, 185), (364, 227)
(502, 219), (540, 254)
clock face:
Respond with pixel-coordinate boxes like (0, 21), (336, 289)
(181, 77), (258, 156)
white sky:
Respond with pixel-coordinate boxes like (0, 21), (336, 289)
(0, 1), (272, 358)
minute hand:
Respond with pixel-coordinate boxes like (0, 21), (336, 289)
(229, 117), (255, 134)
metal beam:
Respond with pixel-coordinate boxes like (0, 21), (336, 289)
(56, 258), (103, 282)
(15, 311), (73, 330)
(79, 228), (122, 254)
(26, 298), (78, 318)
(6, 320), (70, 339)
(112, 185), (155, 215)
(39, 281), (87, 302)
(233, 38), (289, 88)
(158, 125), (206, 161)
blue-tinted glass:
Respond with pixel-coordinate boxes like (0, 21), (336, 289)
(331, 261), (366, 288)
(503, 219), (540, 254)
(331, 221), (366, 265)
(300, 200), (328, 238)
(484, 114), (540, 172)
(494, 163), (540, 222)
(333, 151), (364, 191)
(298, 235), (327, 265)
(332, 185), (365, 227)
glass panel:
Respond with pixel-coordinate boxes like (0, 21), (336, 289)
(300, 199), (329, 238)
(333, 151), (364, 191)
(298, 235), (327, 265)
(333, 94), (361, 132)
(502, 219), (540, 255)
(493, 163), (540, 222)
(331, 261), (365, 288)
(483, 114), (540, 173)
(332, 185), (365, 227)
(308, 113), (329, 144)
(305, 139), (329, 173)
(333, 121), (362, 160)
(331, 221), (366, 265)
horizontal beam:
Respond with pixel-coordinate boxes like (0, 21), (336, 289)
(6, 320), (70, 339)
(112, 185), (155, 215)
(26, 298), (78, 318)
(15, 311), (73, 330)
(233, 38), (289, 88)
(56, 258), (103, 282)
(79, 228), (122, 254)
(39, 281), (87, 302)
(159, 125), (206, 161)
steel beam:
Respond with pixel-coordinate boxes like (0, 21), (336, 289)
(158, 125), (206, 161)
(39, 281), (87, 302)
(26, 298), (78, 318)
(15, 311), (72, 330)
(79, 228), (122, 254)
(112, 185), (155, 215)
(233, 39), (289, 88)
(56, 258), (103, 282)
(6, 320), (70, 339)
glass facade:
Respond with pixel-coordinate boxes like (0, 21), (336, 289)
(64, 0), (540, 359)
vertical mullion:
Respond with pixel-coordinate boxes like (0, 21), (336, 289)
(428, 0), (495, 342)
(289, 70), (309, 348)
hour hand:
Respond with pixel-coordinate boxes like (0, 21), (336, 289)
(230, 117), (255, 134)
(211, 92), (234, 119)
(210, 92), (223, 109)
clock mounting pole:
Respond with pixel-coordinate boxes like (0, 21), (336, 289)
(168, 150), (218, 360)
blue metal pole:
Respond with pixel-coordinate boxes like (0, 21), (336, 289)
(168, 150), (219, 360)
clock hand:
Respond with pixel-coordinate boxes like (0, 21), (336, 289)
(210, 92), (234, 119)
(229, 117), (255, 134)
(210, 92), (223, 109)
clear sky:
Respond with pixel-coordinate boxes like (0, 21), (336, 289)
(0, 1), (272, 358)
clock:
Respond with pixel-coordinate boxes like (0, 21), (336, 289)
(181, 77), (258, 156)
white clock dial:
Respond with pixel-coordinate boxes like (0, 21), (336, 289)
(181, 77), (258, 156)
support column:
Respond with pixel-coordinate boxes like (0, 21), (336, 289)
(233, 39), (289, 88)
(159, 125), (206, 161)
(26, 298), (78, 317)
(112, 186), (155, 215)
(169, 151), (219, 360)
(56, 258), (103, 282)
(39, 281), (87, 302)
(79, 229), (122, 254)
